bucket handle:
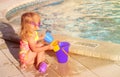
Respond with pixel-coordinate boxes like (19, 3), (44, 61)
(61, 46), (69, 56)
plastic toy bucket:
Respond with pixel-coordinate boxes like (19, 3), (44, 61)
(38, 62), (47, 73)
(44, 32), (54, 43)
(56, 42), (70, 63)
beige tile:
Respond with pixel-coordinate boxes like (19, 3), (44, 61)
(93, 64), (120, 77)
(46, 52), (98, 77)
(0, 39), (5, 45)
(0, 40), (19, 64)
(71, 54), (120, 77)
(71, 54), (113, 68)
(0, 50), (12, 66)
(9, 74), (23, 77)
(0, 48), (19, 64)
(0, 50), (22, 77)
(19, 64), (61, 77)
(45, 67), (61, 77)
(0, 43), (8, 49)
(0, 62), (23, 77)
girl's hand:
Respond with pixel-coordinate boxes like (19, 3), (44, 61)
(39, 43), (44, 47)
(37, 40), (47, 47)
(20, 63), (27, 69)
(48, 44), (54, 50)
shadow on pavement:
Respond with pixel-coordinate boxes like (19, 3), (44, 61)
(0, 22), (20, 60)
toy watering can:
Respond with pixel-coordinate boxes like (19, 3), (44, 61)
(44, 30), (70, 63)
(44, 31), (53, 43)
(44, 31), (60, 52)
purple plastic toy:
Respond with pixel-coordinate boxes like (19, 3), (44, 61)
(56, 42), (70, 63)
(38, 62), (47, 73)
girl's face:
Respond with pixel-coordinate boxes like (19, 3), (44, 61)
(31, 15), (41, 30)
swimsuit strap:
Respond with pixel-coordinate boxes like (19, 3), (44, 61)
(35, 31), (39, 41)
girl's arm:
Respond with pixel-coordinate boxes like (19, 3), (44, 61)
(27, 35), (52, 52)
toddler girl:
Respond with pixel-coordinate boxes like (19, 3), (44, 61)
(19, 12), (52, 71)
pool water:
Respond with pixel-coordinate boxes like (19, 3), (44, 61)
(10, 0), (120, 44)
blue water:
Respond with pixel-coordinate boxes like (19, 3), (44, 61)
(10, 0), (120, 44)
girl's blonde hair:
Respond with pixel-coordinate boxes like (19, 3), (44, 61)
(20, 12), (40, 40)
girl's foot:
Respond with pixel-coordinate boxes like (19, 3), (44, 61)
(20, 63), (27, 69)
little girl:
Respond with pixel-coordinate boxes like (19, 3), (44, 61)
(19, 12), (52, 71)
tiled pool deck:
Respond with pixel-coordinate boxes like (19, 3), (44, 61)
(1, 0), (120, 77)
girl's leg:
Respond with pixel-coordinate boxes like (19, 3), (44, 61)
(26, 50), (37, 65)
(36, 51), (46, 68)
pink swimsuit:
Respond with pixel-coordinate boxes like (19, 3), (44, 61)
(19, 32), (39, 65)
